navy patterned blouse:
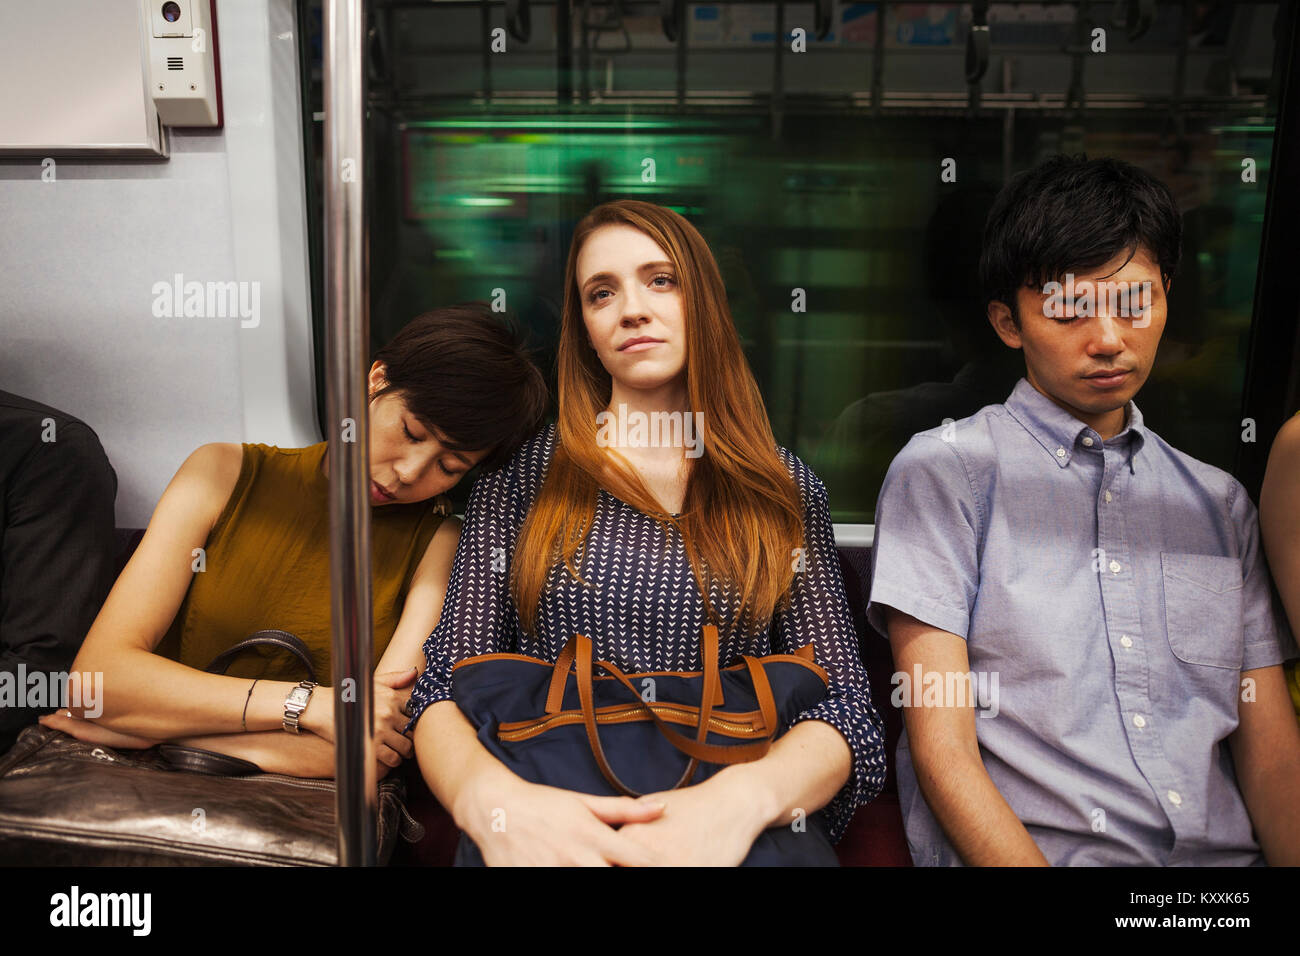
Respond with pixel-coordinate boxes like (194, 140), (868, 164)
(406, 424), (886, 842)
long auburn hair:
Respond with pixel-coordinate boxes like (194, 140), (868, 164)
(511, 200), (804, 636)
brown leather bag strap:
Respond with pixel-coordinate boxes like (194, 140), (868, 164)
(587, 655), (776, 764)
(574, 628), (778, 796)
(576, 634), (696, 796)
(695, 624), (719, 748)
(742, 653), (778, 736)
(546, 629), (726, 714)
(544, 637), (578, 714)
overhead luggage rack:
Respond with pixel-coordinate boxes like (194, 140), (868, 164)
(353, 0), (1277, 120)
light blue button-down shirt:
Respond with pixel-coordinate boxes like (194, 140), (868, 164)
(866, 378), (1297, 865)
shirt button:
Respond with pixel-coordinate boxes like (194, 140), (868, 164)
(1133, 714), (1146, 729)
(1105, 490), (1113, 503)
(1056, 447), (1067, 458)
(1082, 436), (1094, 447)
(1168, 790), (1182, 806)
(1120, 635), (1133, 648)
(1109, 560), (1122, 573)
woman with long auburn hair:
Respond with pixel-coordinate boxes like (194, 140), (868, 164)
(408, 200), (886, 865)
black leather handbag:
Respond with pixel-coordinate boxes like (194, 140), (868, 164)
(0, 630), (422, 866)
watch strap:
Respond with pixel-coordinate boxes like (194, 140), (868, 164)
(282, 680), (317, 734)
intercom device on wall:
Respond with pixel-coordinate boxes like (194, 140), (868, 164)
(143, 0), (222, 127)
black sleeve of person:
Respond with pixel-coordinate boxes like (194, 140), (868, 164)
(0, 408), (118, 750)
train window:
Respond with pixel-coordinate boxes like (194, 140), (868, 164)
(296, 1), (1291, 526)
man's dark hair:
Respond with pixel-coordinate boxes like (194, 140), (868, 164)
(373, 303), (550, 473)
(979, 154), (1183, 325)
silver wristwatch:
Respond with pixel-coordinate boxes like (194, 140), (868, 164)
(282, 680), (317, 734)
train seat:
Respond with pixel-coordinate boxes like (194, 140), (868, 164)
(110, 529), (911, 866)
(393, 545), (911, 866)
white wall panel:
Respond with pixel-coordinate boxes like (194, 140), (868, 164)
(0, 0), (317, 528)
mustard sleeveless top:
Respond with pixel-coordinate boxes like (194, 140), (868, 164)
(157, 443), (449, 685)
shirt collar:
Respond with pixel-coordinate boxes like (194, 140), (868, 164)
(1003, 377), (1147, 469)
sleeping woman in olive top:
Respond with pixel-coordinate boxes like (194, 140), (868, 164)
(40, 305), (548, 779)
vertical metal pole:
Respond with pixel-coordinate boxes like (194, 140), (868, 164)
(771, 0), (784, 142)
(323, 0), (377, 867)
(557, 0), (573, 105)
(675, 5), (686, 111)
(870, 3), (883, 118)
(1001, 58), (1014, 185)
(579, 0), (590, 104)
(481, 0), (492, 104)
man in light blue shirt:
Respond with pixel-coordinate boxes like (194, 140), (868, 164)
(866, 155), (1300, 865)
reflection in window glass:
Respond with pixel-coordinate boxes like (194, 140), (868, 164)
(299, 1), (1283, 522)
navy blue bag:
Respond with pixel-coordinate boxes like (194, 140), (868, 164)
(451, 625), (839, 865)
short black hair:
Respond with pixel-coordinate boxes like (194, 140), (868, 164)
(373, 303), (549, 473)
(979, 154), (1183, 325)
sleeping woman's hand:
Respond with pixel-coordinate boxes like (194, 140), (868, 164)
(372, 667), (417, 768)
(299, 668), (417, 769)
(37, 711), (162, 750)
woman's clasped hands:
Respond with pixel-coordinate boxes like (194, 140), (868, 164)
(456, 765), (769, 866)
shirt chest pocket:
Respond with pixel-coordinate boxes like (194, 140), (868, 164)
(1160, 552), (1244, 670)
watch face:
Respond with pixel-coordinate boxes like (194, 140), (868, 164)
(289, 687), (310, 707)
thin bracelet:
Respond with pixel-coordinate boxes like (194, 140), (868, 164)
(242, 679), (260, 732)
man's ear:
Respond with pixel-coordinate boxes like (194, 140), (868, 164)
(988, 300), (1023, 350)
(368, 360), (388, 393)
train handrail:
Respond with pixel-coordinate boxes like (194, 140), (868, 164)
(323, 0), (377, 866)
